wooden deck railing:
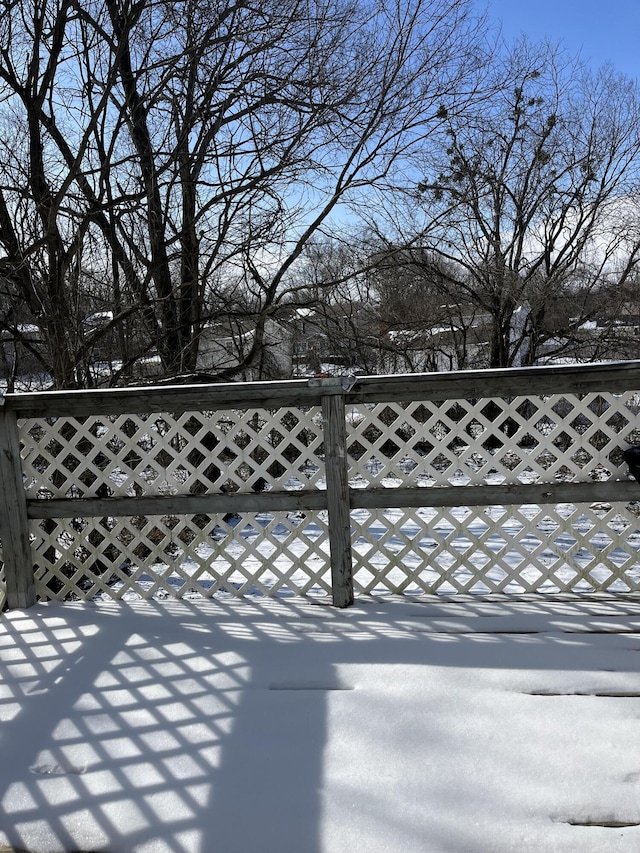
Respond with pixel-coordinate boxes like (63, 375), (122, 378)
(2, 361), (640, 610)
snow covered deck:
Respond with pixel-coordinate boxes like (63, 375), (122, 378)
(3, 594), (640, 852)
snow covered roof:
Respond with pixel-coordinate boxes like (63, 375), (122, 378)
(83, 311), (114, 327)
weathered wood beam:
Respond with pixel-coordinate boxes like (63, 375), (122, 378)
(4, 378), (326, 417)
(7, 360), (640, 417)
(26, 490), (328, 519)
(350, 480), (640, 509)
(322, 393), (354, 608)
(348, 360), (640, 403)
(26, 480), (639, 520)
(0, 405), (36, 608)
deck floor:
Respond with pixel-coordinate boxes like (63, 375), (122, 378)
(3, 594), (640, 852)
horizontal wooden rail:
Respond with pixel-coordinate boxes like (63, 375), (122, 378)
(26, 490), (329, 519)
(349, 480), (640, 510)
(349, 360), (640, 404)
(5, 360), (640, 416)
(25, 479), (639, 519)
(3, 376), (345, 417)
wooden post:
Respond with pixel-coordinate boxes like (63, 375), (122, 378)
(0, 404), (36, 608)
(321, 389), (354, 608)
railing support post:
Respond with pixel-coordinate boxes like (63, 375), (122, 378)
(321, 388), (354, 608)
(0, 403), (36, 608)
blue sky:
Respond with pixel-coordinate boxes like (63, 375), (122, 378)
(483, 0), (640, 81)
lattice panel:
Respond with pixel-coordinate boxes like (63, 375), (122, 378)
(346, 393), (639, 488)
(19, 407), (325, 498)
(30, 510), (331, 601)
(351, 502), (640, 594)
(7, 387), (640, 606)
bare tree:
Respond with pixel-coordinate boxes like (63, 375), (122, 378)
(368, 247), (479, 371)
(370, 40), (640, 368)
(277, 239), (383, 376)
(0, 0), (485, 387)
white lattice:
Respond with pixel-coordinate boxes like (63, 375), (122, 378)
(31, 510), (331, 601)
(351, 502), (640, 595)
(347, 391), (640, 595)
(7, 385), (640, 605)
(346, 393), (638, 488)
(20, 407), (325, 499)
(18, 405), (330, 604)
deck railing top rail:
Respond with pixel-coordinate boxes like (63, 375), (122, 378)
(5, 360), (640, 416)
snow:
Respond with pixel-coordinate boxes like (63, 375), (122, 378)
(3, 595), (640, 852)
(83, 312), (114, 328)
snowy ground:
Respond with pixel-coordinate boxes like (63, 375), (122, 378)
(3, 596), (640, 852)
